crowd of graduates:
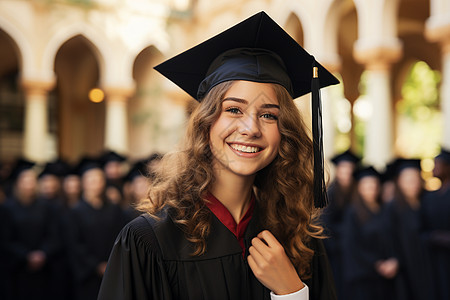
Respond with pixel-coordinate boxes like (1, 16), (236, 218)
(1, 147), (450, 300)
(0, 151), (162, 300)
(322, 148), (450, 300)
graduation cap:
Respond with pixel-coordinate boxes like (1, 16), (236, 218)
(8, 158), (36, 182)
(125, 160), (149, 182)
(353, 166), (381, 181)
(126, 154), (163, 182)
(394, 158), (421, 175)
(331, 150), (361, 165)
(38, 159), (70, 178)
(76, 157), (103, 177)
(435, 148), (450, 164)
(381, 160), (398, 183)
(155, 11), (339, 208)
(99, 151), (126, 167)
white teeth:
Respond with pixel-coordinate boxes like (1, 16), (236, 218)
(230, 144), (260, 153)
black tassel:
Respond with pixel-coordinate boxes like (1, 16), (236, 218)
(311, 58), (328, 208)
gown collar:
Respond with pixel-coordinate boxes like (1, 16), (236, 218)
(205, 191), (255, 253)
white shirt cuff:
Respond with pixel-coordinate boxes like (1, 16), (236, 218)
(270, 284), (309, 300)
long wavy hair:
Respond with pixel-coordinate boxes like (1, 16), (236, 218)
(138, 80), (324, 278)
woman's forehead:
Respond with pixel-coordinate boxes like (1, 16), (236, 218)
(223, 80), (279, 106)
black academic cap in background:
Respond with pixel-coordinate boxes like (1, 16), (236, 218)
(435, 148), (450, 164)
(394, 158), (421, 175)
(8, 158), (36, 182)
(155, 11), (339, 208)
(125, 161), (148, 182)
(38, 159), (70, 178)
(353, 166), (382, 181)
(331, 150), (361, 165)
(381, 160), (398, 183)
(100, 151), (126, 167)
(76, 156), (103, 177)
(125, 153), (163, 182)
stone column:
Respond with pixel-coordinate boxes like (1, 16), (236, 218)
(21, 79), (55, 163)
(354, 47), (402, 169)
(426, 10), (450, 149)
(104, 87), (134, 155)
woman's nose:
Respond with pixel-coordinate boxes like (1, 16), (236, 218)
(238, 113), (261, 138)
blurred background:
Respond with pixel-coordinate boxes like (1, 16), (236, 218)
(0, 0), (449, 188)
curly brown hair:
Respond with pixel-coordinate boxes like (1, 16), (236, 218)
(138, 80), (323, 278)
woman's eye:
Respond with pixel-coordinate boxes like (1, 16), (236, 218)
(225, 107), (241, 114)
(261, 113), (278, 120)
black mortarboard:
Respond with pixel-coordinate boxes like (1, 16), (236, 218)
(125, 160), (149, 182)
(38, 159), (70, 178)
(381, 160), (398, 183)
(353, 166), (381, 181)
(435, 148), (450, 164)
(394, 158), (421, 175)
(155, 11), (339, 208)
(125, 153), (163, 182)
(100, 151), (126, 167)
(9, 158), (36, 182)
(76, 157), (103, 176)
(331, 150), (361, 165)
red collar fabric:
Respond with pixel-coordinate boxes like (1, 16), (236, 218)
(205, 192), (255, 254)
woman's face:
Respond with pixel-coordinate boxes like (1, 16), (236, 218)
(397, 168), (422, 199)
(82, 168), (106, 198)
(209, 80), (281, 178)
(358, 176), (380, 203)
(335, 161), (355, 188)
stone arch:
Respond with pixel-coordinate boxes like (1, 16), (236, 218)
(129, 45), (186, 157)
(283, 12), (304, 46)
(42, 22), (110, 86)
(0, 15), (32, 76)
(323, 0), (345, 69)
(54, 34), (103, 160)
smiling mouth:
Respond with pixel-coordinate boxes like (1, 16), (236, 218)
(228, 143), (262, 153)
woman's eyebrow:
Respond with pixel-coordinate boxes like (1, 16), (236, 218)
(223, 97), (280, 109)
(222, 97), (248, 104)
(261, 103), (280, 109)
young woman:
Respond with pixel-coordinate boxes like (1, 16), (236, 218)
(98, 12), (337, 300)
(386, 159), (434, 300)
(341, 166), (399, 300)
(322, 150), (360, 299)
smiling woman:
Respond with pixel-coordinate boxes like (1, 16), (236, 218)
(98, 11), (338, 300)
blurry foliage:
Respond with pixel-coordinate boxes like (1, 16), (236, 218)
(398, 61), (441, 120)
(396, 61), (442, 158)
(352, 62), (441, 159)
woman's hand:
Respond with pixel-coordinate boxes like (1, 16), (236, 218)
(248, 230), (304, 295)
(375, 258), (399, 279)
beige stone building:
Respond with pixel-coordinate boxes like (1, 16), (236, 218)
(0, 0), (449, 173)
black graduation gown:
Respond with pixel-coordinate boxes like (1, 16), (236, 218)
(386, 199), (434, 300)
(321, 182), (352, 300)
(341, 204), (397, 300)
(2, 197), (60, 300)
(420, 188), (450, 300)
(67, 199), (127, 300)
(98, 207), (337, 300)
(0, 203), (13, 300)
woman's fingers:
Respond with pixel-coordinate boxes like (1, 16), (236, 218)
(257, 230), (280, 248)
(248, 230), (304, 295)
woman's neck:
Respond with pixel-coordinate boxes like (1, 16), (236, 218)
(210, 170), (255, 224)
(363, 198), (380, 213)
(84, 193), (104, 209)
